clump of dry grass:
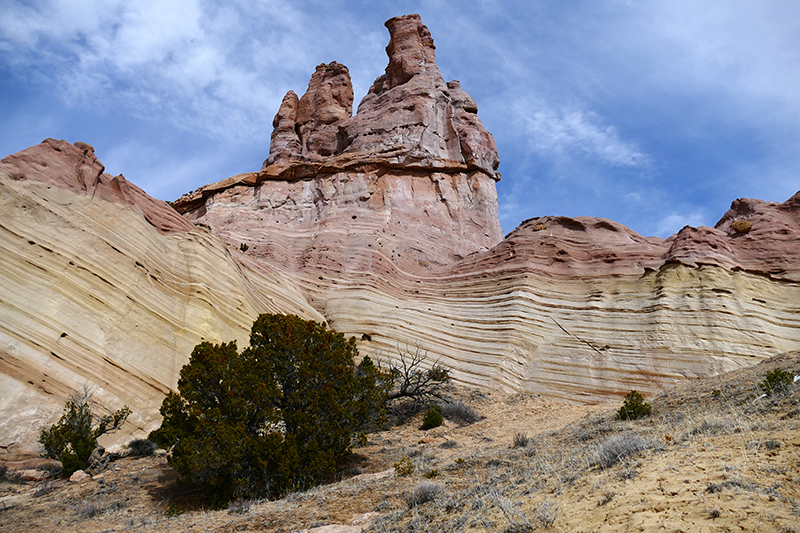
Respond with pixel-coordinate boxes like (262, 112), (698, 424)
(592, 433), (651, 469)
(403, 482), (444, 508)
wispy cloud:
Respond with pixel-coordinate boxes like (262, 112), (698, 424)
(513, 103), (648, 168)
(654, 210), (709, 238)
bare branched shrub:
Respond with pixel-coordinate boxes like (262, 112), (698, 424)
(33, 481), (58, 498)
(227, 498), (252, 514)
(77, 500), (102, 519)
(404, 482), (444, 508)
(378, 344), (451, 409)
(593, 433), (650, 468)
(440, 401), (481, 425)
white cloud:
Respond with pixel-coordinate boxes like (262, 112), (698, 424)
(654, 210), (709, 238)
(513, 101), (647, 168)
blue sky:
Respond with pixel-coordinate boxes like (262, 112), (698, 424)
(1, 1), (798, 238)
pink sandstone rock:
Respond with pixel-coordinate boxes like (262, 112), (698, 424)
(0, 139), (192, 234)
(255, 14), (500, 182)
(179, 14), (504, 275)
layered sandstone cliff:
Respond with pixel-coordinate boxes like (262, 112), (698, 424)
(1, 14), (799, 461)
(0, 139), (322, 461)
(174, 14), (503, 273)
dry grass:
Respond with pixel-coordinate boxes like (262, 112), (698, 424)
(1, 352), (798, 532)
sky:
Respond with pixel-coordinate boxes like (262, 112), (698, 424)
(1, 1), (798, 238)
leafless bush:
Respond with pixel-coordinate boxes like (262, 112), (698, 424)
(78, 500), (102, 519)
(440, 401), (481, 425)
(33, 481), (58, 498)
(378, 344), (451, 409)
(403, 482), (444, 508)
(593, 433), (650, 468)
(440, 439), (459, 449)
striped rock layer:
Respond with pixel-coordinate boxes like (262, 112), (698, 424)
(2, 14), (799, 460)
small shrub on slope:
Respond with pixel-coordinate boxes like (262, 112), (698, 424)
(421, 406), (444, 430)
(759, 368), (794, 396)
(39, 389), (130, 476)
(616, 390), (652, 420)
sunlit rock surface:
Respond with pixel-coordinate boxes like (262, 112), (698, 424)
(2, 14), (800, 461)
(0, 140), (322, 462)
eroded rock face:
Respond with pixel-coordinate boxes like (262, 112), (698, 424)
(0, 139), (193, 234)
(2, 14), (800, 461)
(181, 13), (504, 275)
(0, 141), (322, 462)
(257, 14), (500, 180)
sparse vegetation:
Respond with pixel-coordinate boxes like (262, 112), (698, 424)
(594, 433), (651, 468)
(512, 432), (529, 448)
(440, 400), (481, 425)
(38, 388), (131, 476)
(4, 352), (799, 533)
(393, 457), (415, 477)
(616, 390), (652, 420)
(421, 406), (443, 430)
(403, 481), (443, 508)
(760, 368), (794, 396)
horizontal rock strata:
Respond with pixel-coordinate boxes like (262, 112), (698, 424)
(0, 140), (322, 461)
(2, 14), (800, 460)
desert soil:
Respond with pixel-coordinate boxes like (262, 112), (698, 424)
(1, 353), (798, 533)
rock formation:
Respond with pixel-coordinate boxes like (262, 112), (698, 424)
(0, 140), (321, 462)
(175, 13), (504, 273)
(1, 14), (800, 460)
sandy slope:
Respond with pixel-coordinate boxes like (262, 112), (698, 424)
(1, 352), (798, 532)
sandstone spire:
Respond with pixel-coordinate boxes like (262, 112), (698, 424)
(262, 14), (500, 180)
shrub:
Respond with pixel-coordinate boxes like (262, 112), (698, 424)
(616, 390), (652, 420)
(164, 502), (183, 517)
(404, 482), (443, 508)
(594, 433), (650, 468)
(239, 243), (249, 252)
(149, 314), (387, 507)
(394, 457), (415, 477)
(425, 469), (439, 479)
(440, 401), (481, 425)
(759, 368), (793, 396)
(512, 432), (529, 448)
(379, 344), (451, 409)
(126, 438), (157, 457)
(39, 388), (131, 476)
(421, 406), (443, 430)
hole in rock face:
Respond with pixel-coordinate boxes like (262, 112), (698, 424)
(361, 333), (372, 341)
(352, 215), (357, 219)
